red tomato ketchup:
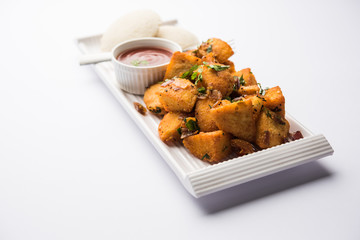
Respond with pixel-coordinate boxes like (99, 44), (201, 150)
(117, 47), (173, 67)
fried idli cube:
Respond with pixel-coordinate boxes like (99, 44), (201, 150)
(198, 65), (234, 97)
(262, 86), (285, 117)
(158, 112), (184, 142)
(210, 99), (256, 142)
(144, 83), (166, 115)
(195, 98), (219, 132)
(234, 68), (259, 96)
(163, 51), (202, 80)
(159, 78), (197, 112)
(255, 108), (290, 149)
(183, 130), (232, 162)
(244, 94), (264, 121)
(198, 38), (234, 63)
(234, 68), (257, 86)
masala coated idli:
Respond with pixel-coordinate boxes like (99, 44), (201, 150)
(101, 10), (161, 52)
(156, 26), (199, 50)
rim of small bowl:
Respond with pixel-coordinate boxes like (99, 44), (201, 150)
(111, 37), (182, 69)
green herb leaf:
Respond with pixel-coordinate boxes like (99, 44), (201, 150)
(201, 153), (210, 160)
(185, 119), (199, 132)
(181, 64), (199, 79)
(258, 83), (267, 96)
(191, 71), (198, 80)
(205, 64), (230, 72)
(181, 71), (191, 78)
(177, 127), (182, 135)
(233, 75), (245, 91)
(197, 87), (206, 93)
(194, 73), (203, 85)
(206, 44), (213, 53)
(239, 74), (245, 86)
(131, 59), (149, 66)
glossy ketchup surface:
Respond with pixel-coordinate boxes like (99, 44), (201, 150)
(117, 47), (173, 67)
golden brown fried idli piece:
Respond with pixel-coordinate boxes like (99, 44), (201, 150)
(262, 86), (286, 117)
(255, 108), (290, 149)
(234, 68), (257, 86)
(159, 78), (197, 112)
(163, 51), (202, 80)
(233, 68), (259, 96)
(195, 98), (219, 132)
(144, 83), (166, 115)
(183, 130), (232, 163)
(198, 38), (234, 63)
(197, 64), (234, 97)
(210, 99), (256, 142)
(158, 112), (184, 142)
(244, 94), (264, 121)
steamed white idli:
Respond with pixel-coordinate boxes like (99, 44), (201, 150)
(156, 26), (199, 50)
(101, 10), (161, 52)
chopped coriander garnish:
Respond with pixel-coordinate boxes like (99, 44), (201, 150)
(187, 67), (203, 85)
(181, 71), (191, 79)
(238, 74), (245, 85)
(194, 72), (203, 85)
(131, 59), (149, 66)
(201, 153), (210, 160)
(206, 44), (213, 53)
(258, 83), (267, 96)
(181, 64), (199, 79)
(191, 71), (198, 81)
(177, 127), (182, 135)
(185, 119), (199, 131)
(233, 75), (245, 91)
(203, 62), (230, 71)
(197, 87), (206, 93)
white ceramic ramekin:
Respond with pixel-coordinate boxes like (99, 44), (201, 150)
(111, 38), (182, 95)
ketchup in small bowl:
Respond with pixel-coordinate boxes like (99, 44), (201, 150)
(111, 37), (182, 95)
(117, 47), (173, 67)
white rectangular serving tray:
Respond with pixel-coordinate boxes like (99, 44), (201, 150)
(76, 35), (334, 198)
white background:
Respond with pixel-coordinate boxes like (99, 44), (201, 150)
(1, 0), (359, 239)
